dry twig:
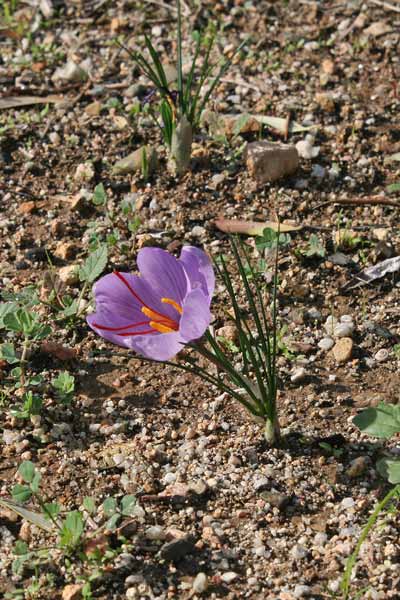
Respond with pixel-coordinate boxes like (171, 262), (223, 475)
(368, 0), (400, 13)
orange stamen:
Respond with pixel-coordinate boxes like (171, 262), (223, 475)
(112, 272), (182, 335)
(141, 306), (179, 331)
(149, 321), (176, 334)
(161, 297), (183, 315)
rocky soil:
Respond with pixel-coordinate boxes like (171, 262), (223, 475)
(1, 1), (400, 599)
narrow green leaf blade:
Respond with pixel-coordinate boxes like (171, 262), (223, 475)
(0, 498), (54, 531)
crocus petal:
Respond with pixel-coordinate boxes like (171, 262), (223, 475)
(137, 247), (188, 306)
(92, 271), (180, 323)
(128, 330), (183, 361)
(179, 288), (211, 342)
(91, 272), (145, 321)
(87, 312), (155, 349)
(87, 270), (181, 347)
(179, 246), (215, 300)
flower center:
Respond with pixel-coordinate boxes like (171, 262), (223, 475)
(141, 297), (183, 333)
(92, 273), (183, 337)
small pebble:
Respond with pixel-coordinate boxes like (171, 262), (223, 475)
(291, 545), (307, 560)
(324, 315), (338, 335)
(294, 584), (312, 598)
(314, 532), (328, 547)
(308, 308), (322, 321)
(333, 323), (354, 338)
(191, 225), (206, 238)
(346, 456), (369, 479)
(49, 131), (61, 144)
(340, 314), (353, 324)
(318, 337), (334, 351)
(374, 349), (388, 363)
(192, 572), (208, 593)
(3, 430), (20, 445)
(332, 338), (353, 363)
(145, 526), (166, 541)
(290, 367), (307, 384)
(311, 164), (325, 179)
(341, 497), (355, 510)
(160, 534), (196, 561)
(296, 136), (320, 159)
(220, 572), (238, 584)
(163, 472), (177, 485)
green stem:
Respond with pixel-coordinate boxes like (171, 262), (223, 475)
(341, 484), (400, 598)
(264, 414), (280, 445)
(33, 492), (61, 532)
(20, 337), (30, 388)
(75, 281), (89, 319)
(202, 332), (263, 411)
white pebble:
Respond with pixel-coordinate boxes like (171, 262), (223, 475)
(163, 472), (177, 484)
(333, 323), (354, 338)
(290, 367), (307, 383)
(374, 349), (388, 363)
(314, 532), (328, 546)
(191, 225), (206, 238)
(318, 337), (334, 351)
(328, 579), (341, 593)
(2, 430), (20, 445)
(145, 526), (166, 541)
(340, 314), (353, 323)
(294, 584), (312, 598)
(192, 572), (208, 593)
(112, 453), (125, 466)
(324, 315), (338, 335)
(291, 545), (307, 560)
(220, 572), (238, 584)
(341, 497), (355, 510)
(149, 199), (158, 211)
(49, 131), (60, 144)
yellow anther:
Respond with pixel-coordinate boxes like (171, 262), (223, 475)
(161, 297), (183, 315)
(149, 321), (175, 334)
(141, 306), (163, 321)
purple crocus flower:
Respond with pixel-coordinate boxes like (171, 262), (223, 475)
(87, 246), (215, 361)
